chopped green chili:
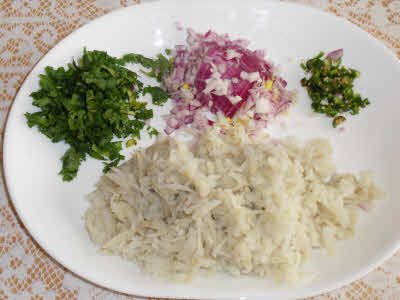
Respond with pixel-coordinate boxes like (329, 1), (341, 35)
(300, 51), (370, 127)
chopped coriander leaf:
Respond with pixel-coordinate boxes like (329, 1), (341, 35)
(147, 126), (159, 137)
(300, 50), (370, 127)
(142, 86), (169, 105)
(25, 48), (173, 181)
(119, 52), (174, 82)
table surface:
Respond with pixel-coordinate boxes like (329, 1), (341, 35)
(1, 0), (400, 299)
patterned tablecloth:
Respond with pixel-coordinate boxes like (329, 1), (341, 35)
(1, 0), (400, 299)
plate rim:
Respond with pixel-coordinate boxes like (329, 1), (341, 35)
(2, 1), (400, 299)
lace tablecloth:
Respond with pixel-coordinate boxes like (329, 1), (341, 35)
(1, 0), (400, 299)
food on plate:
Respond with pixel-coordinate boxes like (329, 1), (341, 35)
(120, 50), (174, 84)
(162, 29), (295, 134)
(84, 121), (384, 283)
(23, 25), (382, 285)
(25, 48), (173, 181)
(300, 49), (370, 128)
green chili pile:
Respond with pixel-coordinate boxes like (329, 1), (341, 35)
(300, 50), (370, 128)
(25, 48), (173, 181)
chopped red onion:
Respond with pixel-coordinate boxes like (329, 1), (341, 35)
(162, 28), (295, 134)
(327, 49), (343, 62)
(164, 127), (175, 135)
(184, 115), (194, 124)
(174, 21), (184, 31)
(167, 117), (180, 129)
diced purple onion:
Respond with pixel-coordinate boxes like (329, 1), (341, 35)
(327, 49), (343, 62)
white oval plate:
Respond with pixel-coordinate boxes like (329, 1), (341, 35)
(3, 1), (400, 299)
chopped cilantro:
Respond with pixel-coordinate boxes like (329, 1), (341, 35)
(147, 126), (159, 137)
(25, 48), (173, 181)
(143, 86), (169, 105)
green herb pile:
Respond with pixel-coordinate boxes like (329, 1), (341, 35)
(25, 48), (172, 181)
(300, 51), (370, 128)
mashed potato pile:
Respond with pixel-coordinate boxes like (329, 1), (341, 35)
(84, 123), (383, 283)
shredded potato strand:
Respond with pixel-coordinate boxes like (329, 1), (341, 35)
(85, 123), (384, 283)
